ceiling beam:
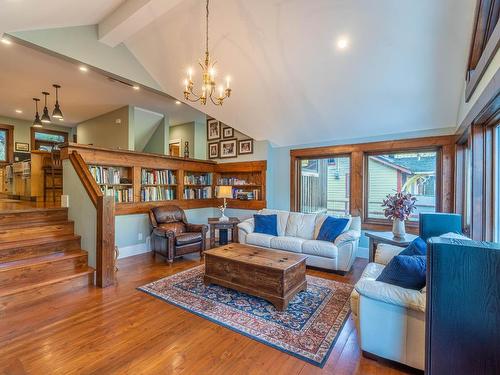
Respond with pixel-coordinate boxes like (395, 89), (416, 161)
(98, 0), (184, 47)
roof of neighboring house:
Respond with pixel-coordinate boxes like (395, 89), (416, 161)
(372, 155), (436, 174)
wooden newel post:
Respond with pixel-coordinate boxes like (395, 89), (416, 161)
(96, 195), (115, 287)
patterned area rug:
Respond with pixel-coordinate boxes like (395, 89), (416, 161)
(138, 265), (353, 367)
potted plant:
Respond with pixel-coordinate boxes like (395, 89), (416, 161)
(382, 192), (417, 238)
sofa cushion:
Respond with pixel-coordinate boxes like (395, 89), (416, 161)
(317, 216), (350, 242)
(440, 232), (470, 240)
(399, 237), (427, 256)
(260, 209), (289, 236)
(246, 233), (275, 247)
(314, 214), (352, 239)
(270, 236), (305, 253)
(175, 232), (202, 246)
(254, 214), (278, 236)
(302, 240), (338, 259)
(284, 212), (317, 239)
(376, 255), (426, 290)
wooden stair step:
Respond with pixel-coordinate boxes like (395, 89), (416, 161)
(0, 250), (89, 293)
(0, 234), (81, 262)
(0, 220), (74, 242)
(0, 207), (68, 226)
(0, 267), (94, 312)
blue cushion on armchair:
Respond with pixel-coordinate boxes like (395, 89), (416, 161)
(399, 237), (427, 256)
(254, 214), (278, 236)
(317, 216), (349, 242)
(376, 255), (426, 290)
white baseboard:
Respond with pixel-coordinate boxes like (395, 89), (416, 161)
(118, 237), (151, 259)
(357, 246), (369, 259)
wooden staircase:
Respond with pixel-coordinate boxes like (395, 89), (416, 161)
(0, 207), (94, 312)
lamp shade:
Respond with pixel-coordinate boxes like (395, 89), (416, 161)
(217, 185), (233, 199)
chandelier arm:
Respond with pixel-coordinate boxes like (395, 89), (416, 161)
(209, 95), (222, 106)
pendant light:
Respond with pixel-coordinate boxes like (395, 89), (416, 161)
(52, 84), (63, 119)
(41, 91), (51, 124)
(32, 98), (42, 128)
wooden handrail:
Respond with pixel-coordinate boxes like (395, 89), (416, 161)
(68, 151), (115, 287)
(68, 151), (103, 208)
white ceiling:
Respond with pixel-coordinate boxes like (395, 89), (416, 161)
(0, 40), (206, 126)
(0, 0), (476, 146)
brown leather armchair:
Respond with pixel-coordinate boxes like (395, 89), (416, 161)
(149, 205), (208, 263)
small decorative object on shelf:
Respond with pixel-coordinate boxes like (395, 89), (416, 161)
(184, 141), (189, 158)
(216, 185), (232, 221)
(382, 192), (417, 239)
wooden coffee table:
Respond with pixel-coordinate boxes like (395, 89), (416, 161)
(203, 243), (307, 311)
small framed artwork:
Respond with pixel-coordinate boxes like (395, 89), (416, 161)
(207, 119), (221, 140)
(222, 126), (234, 139)
(208, 142), (219, 159)
(220, 139), (237, 158)
(15, 142), (29, 152)
(238, 139), (254, 155)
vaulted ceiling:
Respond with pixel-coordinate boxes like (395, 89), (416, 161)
(0, 0), (476, 146)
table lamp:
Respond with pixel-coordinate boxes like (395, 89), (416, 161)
(217, 185), (233, 222)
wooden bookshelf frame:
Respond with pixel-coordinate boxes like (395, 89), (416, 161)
(61, 143), (267, 215)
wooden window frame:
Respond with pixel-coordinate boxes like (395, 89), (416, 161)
(30, 127), (69, 151)
(363, 147), (443, 228)
(0, 124), (14, 165)
(291, 135), (455, 232)
(293, 153), (352, 215)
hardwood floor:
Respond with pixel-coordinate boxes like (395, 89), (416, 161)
(0, 253), (417, 375)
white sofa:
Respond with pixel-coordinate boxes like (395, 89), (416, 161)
(237, 209), (361, 272)
(350, 243), (426, 370)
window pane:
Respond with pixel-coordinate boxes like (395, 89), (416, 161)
(0, 130), (6, 161)
(34, 131), (66, 143)
(367, 151), (437, 221)
(300, 156), (350, 215)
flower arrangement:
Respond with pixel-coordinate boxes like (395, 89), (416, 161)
(382, 192), (417, 221)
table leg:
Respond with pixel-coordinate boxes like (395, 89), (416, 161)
(368, 238), (376, 263)
(232, 225), (238, 244)
(210, 225), (215, 249)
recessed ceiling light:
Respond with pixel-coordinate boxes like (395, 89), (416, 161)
(175, 100), (181, 105)
(1, 38), (12, 45)
(79, 66), (88, 72)
(15, 109), (22, 114)
(337, 37), (349, 50)
(132, 85), (140, 90)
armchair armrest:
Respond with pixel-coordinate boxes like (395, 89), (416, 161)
(237, 218), (254, 234)
(374, 243), (405, 266)
(152, 227), (175, 238)
(334, 229), (360, 246)
(186, 223), (208, 234)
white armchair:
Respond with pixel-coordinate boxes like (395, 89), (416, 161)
(350, 244), (426, 370)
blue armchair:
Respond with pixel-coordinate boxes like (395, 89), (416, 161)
(419, 213), (462, 241)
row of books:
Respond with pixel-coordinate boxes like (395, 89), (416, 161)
(141, 186), (175, 202)
(232, 188), (260, 200)
(101, 186), (133, 203)
(141, 169), (176, 185)
(217, 177), (259, 186)
(183, 187), (212, 199)
(89, 166), (123, 185)
(184, 173), (212, 185)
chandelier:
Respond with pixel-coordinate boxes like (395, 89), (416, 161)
(183, 0), (231, 106)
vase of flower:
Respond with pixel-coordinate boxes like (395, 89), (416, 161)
(382, 192), (417, 239)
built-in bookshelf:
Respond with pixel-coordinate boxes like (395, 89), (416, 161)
(184, 171), (213, 199)
(88, 165), (133, 203)
(215, 169), (264, 201)
(141, 168), (177, 202)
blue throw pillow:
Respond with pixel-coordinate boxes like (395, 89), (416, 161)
(317, 216), (349, 242)
(254, 214), (278, 236)
(399, 237), (427, 256)
(376, 255), (426, 290)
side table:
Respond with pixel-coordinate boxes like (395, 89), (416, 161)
(208, 217), (240, 248)
(364, 231), (418, 262)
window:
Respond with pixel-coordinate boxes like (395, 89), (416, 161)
(31, 129), (68, 151)
(366, 151), (438, 221)
(0, 129), (7, 162)
(299, 156), (350, 215)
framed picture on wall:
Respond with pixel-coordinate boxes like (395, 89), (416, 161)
(220, 139), (237, 158)
(15, 142), (29, 152)
(207, 119), (221, 140)
(222, 127), (234, 139)
(238, 139), (254, 155)
(208, 142), (219, 159)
